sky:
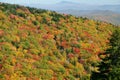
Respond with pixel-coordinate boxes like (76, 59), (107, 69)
(0, 0), (120, 5)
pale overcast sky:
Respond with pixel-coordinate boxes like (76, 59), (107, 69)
(0, 0), (120, 5)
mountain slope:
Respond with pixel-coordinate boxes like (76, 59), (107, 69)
(0, 3), (117, 80)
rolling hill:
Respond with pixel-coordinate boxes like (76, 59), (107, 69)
(82, 10), (120, 26)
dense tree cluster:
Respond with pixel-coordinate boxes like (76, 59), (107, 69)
(0, 2), (119, 80)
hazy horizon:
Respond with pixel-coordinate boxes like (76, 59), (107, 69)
(0, 0), (120, 5)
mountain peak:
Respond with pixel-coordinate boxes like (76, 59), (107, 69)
(58, 1), (78, 4)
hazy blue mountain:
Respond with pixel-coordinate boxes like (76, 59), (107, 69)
(83, 10), (120, 25)
(98, 5), (120, 13)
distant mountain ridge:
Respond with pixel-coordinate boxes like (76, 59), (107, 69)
(2, 1), (120, 25)
(57, 10), (120, 25)
(25, 1), (120, 13)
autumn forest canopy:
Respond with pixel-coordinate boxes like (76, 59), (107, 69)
(0, 3), (120, 80)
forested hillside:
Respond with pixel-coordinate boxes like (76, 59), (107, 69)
(0, 3), (119, 80)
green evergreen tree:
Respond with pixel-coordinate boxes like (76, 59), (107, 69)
(108, 28), (120, 80)
(91, 28), (120, 80)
